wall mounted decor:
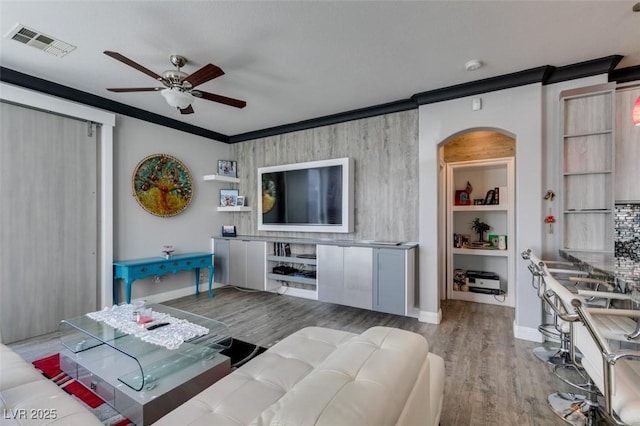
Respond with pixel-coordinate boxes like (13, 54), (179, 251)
(132, 154), (193, 217)
(218, 160), (237, 178)
(220, 189), (239, 206)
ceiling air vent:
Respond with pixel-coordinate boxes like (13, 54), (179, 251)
(5, 24), (76, 57)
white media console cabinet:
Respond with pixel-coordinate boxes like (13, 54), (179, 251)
(211, 237), (417, 317)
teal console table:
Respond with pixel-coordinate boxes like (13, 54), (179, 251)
(113, 252), (214, 304)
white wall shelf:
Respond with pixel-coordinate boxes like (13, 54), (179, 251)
(217, 206), (252, 212)
(203, 174), (240, 183)
(451, 248), (509, 257)
(266, 255), (317, 265)
(452, 205), (508, 212)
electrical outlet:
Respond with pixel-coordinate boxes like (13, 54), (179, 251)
(154, 275), (161, 284)
(199, 269), (207, 281)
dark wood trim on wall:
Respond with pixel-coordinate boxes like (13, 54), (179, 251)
(544, 55), (623, 85)
(0, 67), (230, 143)
(411, 66), (553, 106)
(610, 65), (640, 84)
(1, 55), (634, 144)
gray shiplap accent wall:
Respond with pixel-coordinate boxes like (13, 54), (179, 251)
(230, 110), (418, 242)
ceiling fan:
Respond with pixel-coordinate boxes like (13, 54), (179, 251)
(104, 51), (246, 114)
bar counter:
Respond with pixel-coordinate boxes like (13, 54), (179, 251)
(559, 250), (640, 293)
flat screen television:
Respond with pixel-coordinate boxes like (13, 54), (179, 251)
(258, 158), (354, 233)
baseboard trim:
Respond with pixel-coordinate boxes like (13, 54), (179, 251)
(513, 320), (545, 343)
(418, 309), (442, 324)
(134, 282), (226, 304)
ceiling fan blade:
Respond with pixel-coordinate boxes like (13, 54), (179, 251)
(197, 91), (246, 108)
(183, 64), (224, 88)
(107, 87), (162, 92)
(104, 51), (162, 80)
(179, 105), (195, 115)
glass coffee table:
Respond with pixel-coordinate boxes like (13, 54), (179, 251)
(59, 304), (231, 425)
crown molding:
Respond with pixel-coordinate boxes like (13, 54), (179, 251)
(411, 66), (553, 106)
(1, 55), (635, 144)
(544, 55), (623, 85)
(229, 98), (416, 143)
(0, 67), (230, 143)
(610, 64), (640, 84)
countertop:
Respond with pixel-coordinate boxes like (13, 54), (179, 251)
(559, 250), (639, 290)
(212, 235), (418, 250)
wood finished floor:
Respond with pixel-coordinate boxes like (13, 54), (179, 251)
(8, 286), (567, 425)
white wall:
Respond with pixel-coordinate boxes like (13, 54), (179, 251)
(418, 84), (544, 340)
(113, 116), (231, 302)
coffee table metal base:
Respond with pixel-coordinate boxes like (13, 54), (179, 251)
(60, 347), (230, 425)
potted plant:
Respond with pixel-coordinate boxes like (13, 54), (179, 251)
(471, 217), (490, 242)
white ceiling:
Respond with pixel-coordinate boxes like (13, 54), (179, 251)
(1, 1), (639, 139)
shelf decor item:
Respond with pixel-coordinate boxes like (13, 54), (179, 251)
(162, 244), (175, 259)
(236, 195), (245, 207)
(454, 181), (474, 205)
(471, 217), (490, 242)
(455, 190), (470, 205)
(453, 233), (471, 248)
(217, 160), (237, 178)
(545, 213), (555, 234)
(221, 225), (236, 237)
(483, 189), (495, 205)
(220, 189), (239, 207)
(132, 154), (193, 217)
(453, 269), (467, 291)
(488, 234), (507, 250)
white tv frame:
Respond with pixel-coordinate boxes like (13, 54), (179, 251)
(258, 157), (354, 233)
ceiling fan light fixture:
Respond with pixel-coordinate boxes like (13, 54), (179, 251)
(161, 88), (194, 109)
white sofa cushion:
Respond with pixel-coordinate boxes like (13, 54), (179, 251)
(155, 326), (444, 426)
(0, 344), (103, 425)
(251, 327), (432, 426)
(155, 327), (356, 426)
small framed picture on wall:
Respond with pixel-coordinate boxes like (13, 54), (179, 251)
(218, 160), (237, 178)
(220, 189), (239, 206)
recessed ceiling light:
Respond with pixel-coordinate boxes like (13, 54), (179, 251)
(464, 59), (483, 72)
(633, 2), (640, 12)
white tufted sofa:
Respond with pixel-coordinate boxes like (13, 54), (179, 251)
(155, 326), (445, 426)
(0, 343), (103, 425)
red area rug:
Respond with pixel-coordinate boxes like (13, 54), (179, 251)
(33, 354), (133, 426)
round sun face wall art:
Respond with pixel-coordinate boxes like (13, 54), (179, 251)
(132, 154), (193, 217)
